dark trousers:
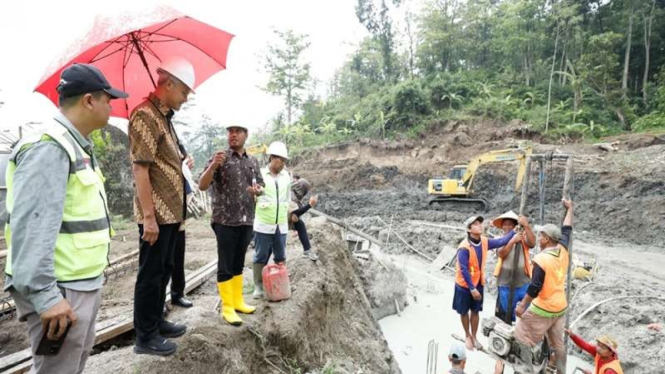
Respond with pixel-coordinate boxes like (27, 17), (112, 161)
(171, 230), (186, 297)
(134, 223), (179, 342)
(293, 220), (311, 252)
(212, 224), (253, 282)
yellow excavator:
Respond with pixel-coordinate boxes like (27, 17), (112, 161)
(246, 143), (268, 156)
(427, 147), (532, 211)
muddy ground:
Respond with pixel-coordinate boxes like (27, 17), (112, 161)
(296, 121), (665, 248)
(0, 218), (218, 358)
(85, 218), (402, 374)
(290, 121), (665, 373)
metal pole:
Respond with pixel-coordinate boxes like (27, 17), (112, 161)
(538, 159), (546, 225)
(130, 32), (157, 88)
(562, 157), (574, 374)
(505, 157), (533, 324)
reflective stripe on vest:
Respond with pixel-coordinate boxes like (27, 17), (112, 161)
(5, 124), (112, 282)
(531, 243), (569, 313)
(455, 236), (489, 289)
(594, 355), (624, 374)
(255, 167), (291, 226)
(493, 239), (532, 278)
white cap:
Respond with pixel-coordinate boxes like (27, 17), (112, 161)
(267, 141), (289, 160)
(449, 342), (467, 361)
(157, 57), (196, 92)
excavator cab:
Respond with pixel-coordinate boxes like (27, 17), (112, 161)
(428, 166), (468, 195)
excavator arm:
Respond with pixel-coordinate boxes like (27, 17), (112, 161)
(462, 147), (532, 193)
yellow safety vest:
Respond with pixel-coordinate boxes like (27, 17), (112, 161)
(255, 167), (291, 226)
(5, 124), (112, 282)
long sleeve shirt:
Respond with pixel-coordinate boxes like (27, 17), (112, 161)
(458, 230), (516, 291)
(569, 333), (619, 374)
(291, 203), (312, 218)
(4, 113), (104, 316)
(526, 225), (572, 298)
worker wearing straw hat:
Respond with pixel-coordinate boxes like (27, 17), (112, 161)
(564, 329), (624, 374)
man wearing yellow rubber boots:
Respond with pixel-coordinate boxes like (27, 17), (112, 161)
(199, 125), (263, 325)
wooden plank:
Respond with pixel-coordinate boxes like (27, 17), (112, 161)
(108, 249), (139, 266)
(0, 350), (31, 373)
(0, 260), (218, 373)
(0, 360), (30, 374)
(0, 250), (6, 260)
(0, 251), (141, 317)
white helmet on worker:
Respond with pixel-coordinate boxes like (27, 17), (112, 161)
(157, 57), (196, 92)
(226, 124), (249, 132)
(267, 141), (289, 160)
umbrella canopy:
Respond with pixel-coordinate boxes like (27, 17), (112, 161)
(35, 6), (234, 118)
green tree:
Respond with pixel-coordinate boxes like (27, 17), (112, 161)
(356, 0), (399, 81)
(262, 29), (311, 127)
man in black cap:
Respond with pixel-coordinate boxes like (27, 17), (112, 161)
(4, 63), (127, 373)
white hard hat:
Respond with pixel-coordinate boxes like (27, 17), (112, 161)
(225, 124), (248, 132)
(158, 57), (196, 92)
(267, 141), (289, 160)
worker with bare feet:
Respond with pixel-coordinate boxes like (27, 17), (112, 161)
(492, 211), (536, 374)
(513, 199), (573, 374)
(453, 215), (521, 351)
(565, 329), (624, 374)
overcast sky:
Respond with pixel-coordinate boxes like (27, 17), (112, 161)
(0, 0), (379, 135)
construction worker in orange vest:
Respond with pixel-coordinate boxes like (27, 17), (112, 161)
(453, 215), (523, 351)
(564, 329), (624, 374)
(513, 199), (573, 374)
(491, 211), (536, 374)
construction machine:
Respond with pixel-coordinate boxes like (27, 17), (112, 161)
(246, 143), (268, 156)
(427, 147), (532, 211)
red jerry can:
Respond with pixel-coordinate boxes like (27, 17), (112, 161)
(262, 263), (291, 301)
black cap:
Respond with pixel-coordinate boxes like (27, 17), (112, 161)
(56, 64), (128, 99)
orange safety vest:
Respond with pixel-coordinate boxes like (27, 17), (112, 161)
(594, 355), (624, 374)
(493, 239), (532, 278)
(532, 244), (569, 313)
(455, 237), (489, 289)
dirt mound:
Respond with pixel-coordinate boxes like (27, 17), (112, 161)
(86, 219), (402, 374)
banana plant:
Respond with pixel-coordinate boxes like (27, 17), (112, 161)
(441, 91), (464, 109)
(523, 92), (536, 106)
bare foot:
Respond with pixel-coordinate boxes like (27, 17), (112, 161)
(473, 337), (484, 351)
(465, 335), (475, 351)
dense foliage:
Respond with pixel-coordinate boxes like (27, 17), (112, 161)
(257, 0), (665, 151)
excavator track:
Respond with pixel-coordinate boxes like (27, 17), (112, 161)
(428, 196), (489, 212)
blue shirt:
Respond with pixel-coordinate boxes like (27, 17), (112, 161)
(457, 231), (516, 291)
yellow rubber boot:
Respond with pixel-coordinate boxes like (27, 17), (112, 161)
(217, 281), (242, 326)
(232, 275), (256, 314)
